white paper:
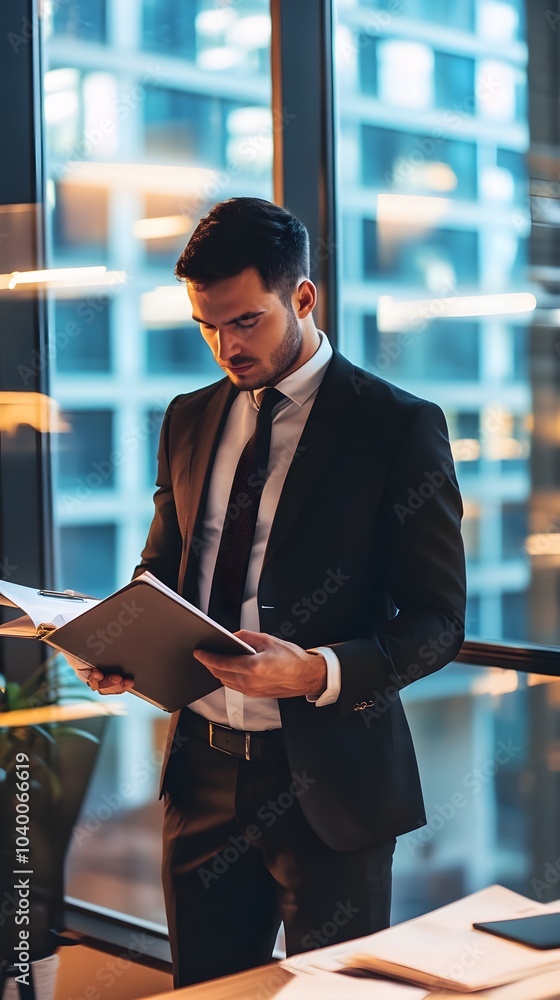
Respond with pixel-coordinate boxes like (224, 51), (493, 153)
(283, 887), (560, 993)
(426, 967), (560, 1000)
(346, 885), (560, 991)
(0, 579), (99, 630)
(275, 971), (429, 1000)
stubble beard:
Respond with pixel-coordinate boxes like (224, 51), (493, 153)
(235, 305), (303, 391)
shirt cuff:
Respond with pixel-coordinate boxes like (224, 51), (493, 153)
(305, 646), (341, 707)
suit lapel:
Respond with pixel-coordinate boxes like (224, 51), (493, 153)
(261, 349), (358, 570)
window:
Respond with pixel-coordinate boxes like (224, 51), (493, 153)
(54, 301), (111, 373)
(51, 0), (106, 43)
(145, 326), (210, 376)
(142, 0), (196, 58)
(334, 0), (560, 922)
(363, 219), (479, 285)
(363, 315), (479, 380)
(145, 407), (164, 488)
(59, 524), (117, 597)
(360, 127), (478, 201)
(57, 409), (114, 492)
(42, 0), (273, 926)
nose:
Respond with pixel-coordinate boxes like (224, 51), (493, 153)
(215, 329), (242, 363)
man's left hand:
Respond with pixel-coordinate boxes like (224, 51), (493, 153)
(192, 630), (327, 699)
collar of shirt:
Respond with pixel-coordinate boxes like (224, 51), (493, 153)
(251, 329), (333, 411)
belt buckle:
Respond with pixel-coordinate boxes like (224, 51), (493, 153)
(208, 723), (252, 761)
(208, 722), (233, 756)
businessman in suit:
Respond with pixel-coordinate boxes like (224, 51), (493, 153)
(87, 197), (466, 986)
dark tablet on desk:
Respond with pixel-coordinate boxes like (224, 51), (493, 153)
(473, 913), (560, 950)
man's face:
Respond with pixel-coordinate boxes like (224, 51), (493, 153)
(187, 267), (303, 391)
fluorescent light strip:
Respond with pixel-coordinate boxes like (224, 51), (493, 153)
(525, 534), (560, 556)
(378, 292), (537, 332)
(0, 267), (126, 291)
(63, 161), (217, 196)
(133, 215), (191, 240)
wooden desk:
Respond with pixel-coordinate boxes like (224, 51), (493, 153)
(146, 964), (560, 1000)
(147, 963), (292, 1000)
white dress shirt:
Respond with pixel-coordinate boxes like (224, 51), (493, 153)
(188, 330), (341, 731)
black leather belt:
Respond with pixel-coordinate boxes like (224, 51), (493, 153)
(183, 708), (285, 762)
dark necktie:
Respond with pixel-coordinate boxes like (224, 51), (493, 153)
(207, 387), (285, 633)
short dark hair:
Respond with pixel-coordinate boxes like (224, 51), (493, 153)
(175, 197), (310, 306)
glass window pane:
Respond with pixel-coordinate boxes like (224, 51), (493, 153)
(59, 524), (117, 597)
(335, 0), (531, 647)
(54, 301), (111, 373)
(145, 325), (208, 375)
(51, 0), (106, 43)
(43, 0), (273, 926)
(334, 0), (560, 922)
(57, 409), (114, 492)
(360, 127), (478, 201)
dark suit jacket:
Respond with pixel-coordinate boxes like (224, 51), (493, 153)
(135, 348), (466, 851)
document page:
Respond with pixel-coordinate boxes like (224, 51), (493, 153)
(345, 885), (560, 991)
(0, 579), (99, 630)
(283, 887), (560, 992)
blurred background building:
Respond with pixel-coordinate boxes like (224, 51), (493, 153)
(37, 0), (560, 930)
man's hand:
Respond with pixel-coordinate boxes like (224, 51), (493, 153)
(64, 654), (135, 695)
(83, 668), (135, 695)
(192, 630), (327, 699)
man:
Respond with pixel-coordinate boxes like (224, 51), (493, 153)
(86, 197), (466, 986)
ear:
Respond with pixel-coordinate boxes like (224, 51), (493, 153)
(293, 279), (317, 319)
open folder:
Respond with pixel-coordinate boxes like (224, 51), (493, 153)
(0, 571), (255, 712)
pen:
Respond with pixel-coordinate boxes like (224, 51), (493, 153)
(38, 590), (86, 602)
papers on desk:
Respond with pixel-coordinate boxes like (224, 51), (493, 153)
(282, 885), (560, 993)
(275, 969), (560, 1000)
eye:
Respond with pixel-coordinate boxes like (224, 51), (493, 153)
(235, 320), (258, 330)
